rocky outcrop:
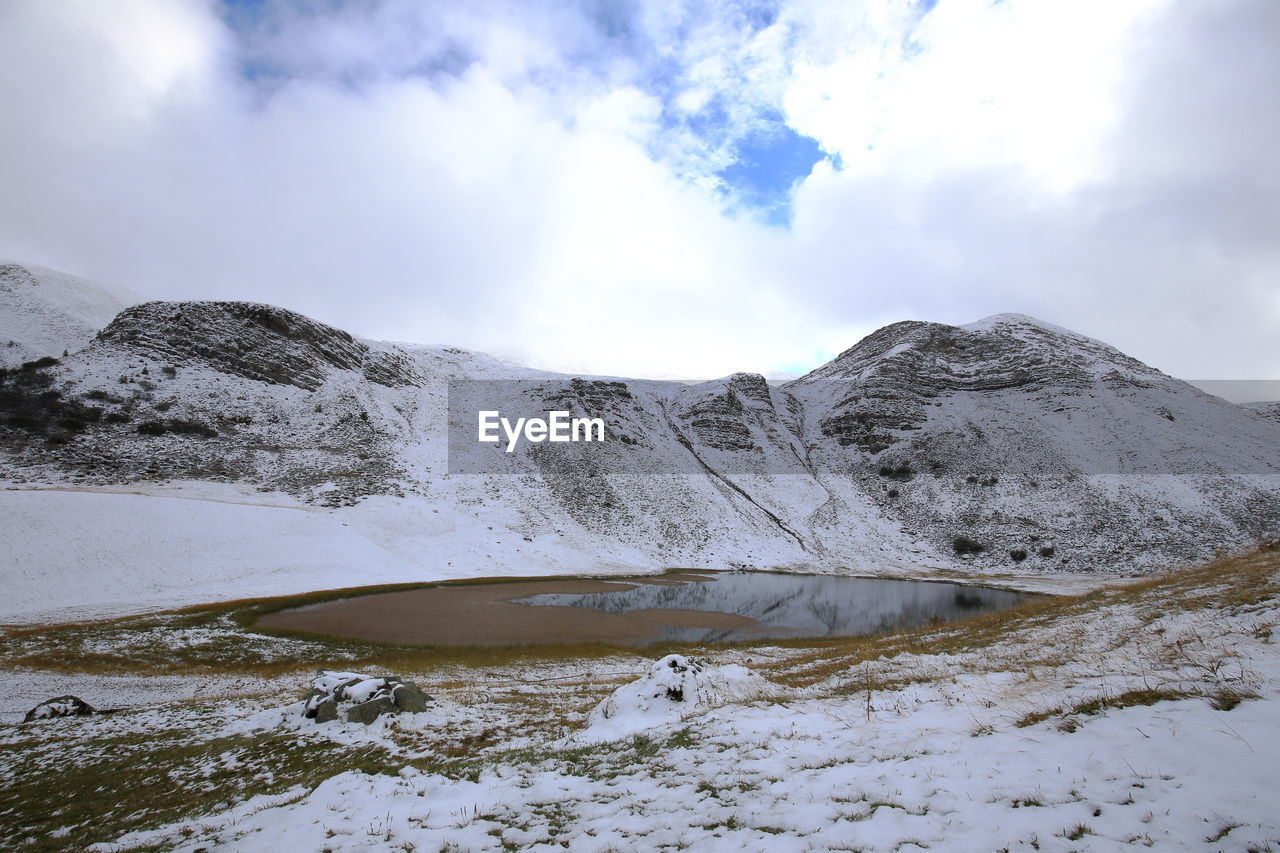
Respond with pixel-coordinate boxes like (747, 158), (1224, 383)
(802, 315), (1166, 454)
(784, 314), (1280, 569)
(0, 300), (419, 505)
(805, 316), (1159, 391)
(301, 671), (433, 725)
(94, 301), (411, 391)
(673, 373), (777, 452)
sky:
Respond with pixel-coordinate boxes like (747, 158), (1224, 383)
(0, 0), (1277, 380)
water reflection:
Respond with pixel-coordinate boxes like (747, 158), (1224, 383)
(516, 572), (1026, 644)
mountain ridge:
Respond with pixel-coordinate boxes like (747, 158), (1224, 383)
(2, 261), (1279, 620)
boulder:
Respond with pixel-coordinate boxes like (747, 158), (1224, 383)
(346, 696), (399, 725)
(312, 697), (339, 723)
(300, 670), (433, 725)
(301, 687), (327, 718)
(24, 695), (96, 723)
(392, 681), (431, 712)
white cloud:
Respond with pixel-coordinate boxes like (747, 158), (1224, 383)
(782, 0), (1167, 189)
(0, 0), (1276, 381)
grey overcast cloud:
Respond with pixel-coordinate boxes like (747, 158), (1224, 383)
(0, 0), (1276, 380)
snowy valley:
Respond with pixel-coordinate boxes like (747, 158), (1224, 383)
(3, 260), (1279, 623)
(2, 260), (1279, 852)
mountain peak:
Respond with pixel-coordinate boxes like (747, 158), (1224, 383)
(960, 312), (1117, 348)
(962, 312), (1073, 334)
(800, 313), (1163, 389)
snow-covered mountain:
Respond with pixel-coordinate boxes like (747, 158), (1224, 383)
(0, 260), (138, 369)
(2, 261), (1279, 620)
(1245, 401), (1280, 425)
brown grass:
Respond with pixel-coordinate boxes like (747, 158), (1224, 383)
(0, 724), (399, 852)
(3, 547), (1277, 687)
(1015, 687), (1197, 728)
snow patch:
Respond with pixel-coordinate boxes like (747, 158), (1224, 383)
(579, 654), (771, 743)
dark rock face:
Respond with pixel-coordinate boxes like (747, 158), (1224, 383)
(670, 373), (802, 457)
(97, 301), (365, 391)
(96, 301), (422, 391)
(806, 317), (1165, 453)
(560, 378), (634, 406)
(2, 300), (416, 506)
(312, 698), (339, 723)
(818, 391), (925, 453)
(362, 347), (430, 388)
(677, 375), (763, 452)
(345, 696), (399, 725)
(802, 315), (1180, 460)
(780, 315), (1280, 569)
(24, 695), (96, 722)
(809, 319), (1107, 454)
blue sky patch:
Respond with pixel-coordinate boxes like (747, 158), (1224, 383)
(717, 124), (825, 226)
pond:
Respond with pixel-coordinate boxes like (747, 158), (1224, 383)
(256, 571), (1029, 647)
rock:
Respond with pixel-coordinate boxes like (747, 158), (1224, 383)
(346, 696), (398, 725)
(392, 682), (431, 712)
(24, 695), (96, 723)
(300, 670), (433, 724)
(96, 301), (377, 392)
(312, 698), (338, 724)
(301, 687), (327, 718)
(332, 676), (374, 703)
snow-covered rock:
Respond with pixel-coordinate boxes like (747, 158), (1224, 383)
(580, 654), (770, 742)
(301, 671), (432, 725)
(23, 694), (97, 722)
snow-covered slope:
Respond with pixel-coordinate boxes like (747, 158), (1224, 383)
(2, 269), (1279, 622)
(786, 313), (1280, 570)
(1245, 400), (1280, 425)
(0, 261), (138, 368)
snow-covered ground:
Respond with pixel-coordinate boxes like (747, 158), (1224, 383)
(107, 684), (1280, 852)
(0, 479), (658, 625)
(1, 479), (1115, 627)
(3, 547), (1275, 852)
